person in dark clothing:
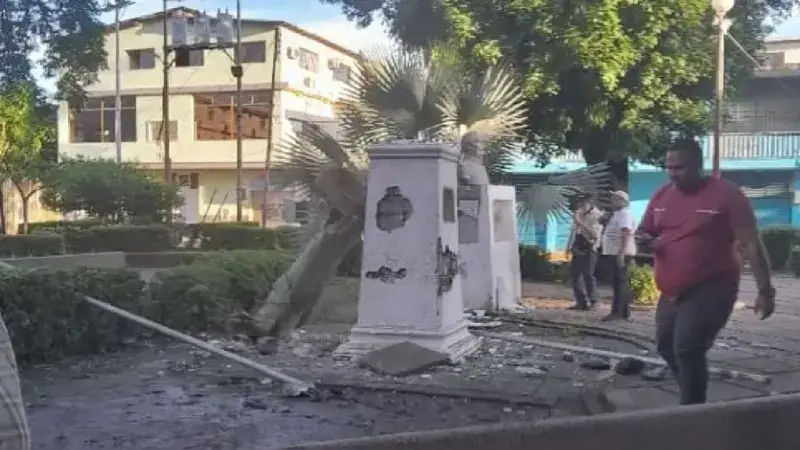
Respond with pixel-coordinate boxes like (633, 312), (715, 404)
(566, 194), (603, 310)
(636, 138), (776, 405)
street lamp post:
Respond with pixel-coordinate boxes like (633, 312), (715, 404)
(711, 0), (734, 178)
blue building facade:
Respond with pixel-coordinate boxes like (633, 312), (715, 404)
(513, 70), (800, 254)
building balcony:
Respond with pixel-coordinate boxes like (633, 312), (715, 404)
(514, 132), (800, 174)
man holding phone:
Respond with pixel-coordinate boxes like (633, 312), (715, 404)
(636, 138), (776, 405)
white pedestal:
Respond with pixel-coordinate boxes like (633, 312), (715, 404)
(459, 185), (522, 311)
(336, 141), (480, 361)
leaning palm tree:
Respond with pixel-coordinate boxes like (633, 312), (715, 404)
(248, 45), (611, 340)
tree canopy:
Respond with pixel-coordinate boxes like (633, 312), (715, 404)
(0, 0), (107, 100)
(322, 0), (798, 184)
(41, 158), (183, 224)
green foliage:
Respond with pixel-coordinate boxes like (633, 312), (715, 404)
(519, 245), (559, 282)
(0, 267), (144, 363)
(628, 263), (659, 306)
(0, 234), (64, 257)
(760, 227), (800, 272)
(0, 249), (295, 363)
(323, 0), (791, 182)
(181, 223), (286, 251)
(41, 158), (183, 224)
(0, 84), (60, 232)
(24, 219), (103, 234)
(64, 225), (175, 253)
(149, 250), (294, 331)
(0, 0), (107, 101)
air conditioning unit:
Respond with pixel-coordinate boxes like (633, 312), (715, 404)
(303, 76), (316, 89)
(286, 47), (299, 59)
(327, 58), (342, 70)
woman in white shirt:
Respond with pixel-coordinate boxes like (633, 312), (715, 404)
(566, 194), (604, 310)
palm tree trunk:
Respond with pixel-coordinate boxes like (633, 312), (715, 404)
(252, 213), (363, 338)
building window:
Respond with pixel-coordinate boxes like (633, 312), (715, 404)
(69, 96), (137, 143)
(239, 41), (266, 63)
(127, 48), (156, 70)
(172, 172), (200, 189)
(148, 120), (178, 142)
(333, 64), (351, 83)
(194, 91), (271, 140)
(298, 48), (318, 72)
(175, 48), (204, 67)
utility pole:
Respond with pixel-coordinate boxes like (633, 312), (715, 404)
(114, 2), (122, 163)
(233, 0), (243, 222)
(262, 26), (281, 228)
(711, 0), (734, 178)
(161, 0), (172, 184)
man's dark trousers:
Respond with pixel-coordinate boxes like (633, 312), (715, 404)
(655, 276), (738, 405)
(570, 250), (597, 308)
(610, 256), (632, 318)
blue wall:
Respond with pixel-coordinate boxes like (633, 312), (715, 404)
(516, 170), (798, 253)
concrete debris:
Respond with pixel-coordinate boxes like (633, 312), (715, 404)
(359, 342), (450, 377)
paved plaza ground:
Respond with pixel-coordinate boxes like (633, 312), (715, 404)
(20, 274), (800, 448)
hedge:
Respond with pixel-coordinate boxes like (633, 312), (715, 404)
(0, 234), (64, 257)
(148, 250), (294, 331)
(0, 267), (145, 363)
(760, 227), (800, 272)
(22, 219), (104, 235)
(0, 250), (293, 364)
(180, 223), (290, 251)
(63, 225), (175, 253)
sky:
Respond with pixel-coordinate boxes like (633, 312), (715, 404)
(30, 1), (800, 93)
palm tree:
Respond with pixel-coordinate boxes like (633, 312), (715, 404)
(248, 46), (612, 340)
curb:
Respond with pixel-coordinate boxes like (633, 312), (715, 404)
(315, 376), (554, 408)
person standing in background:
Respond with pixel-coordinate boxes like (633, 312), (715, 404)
(566, 194), (604, 311)
(601, 190), (637, 321)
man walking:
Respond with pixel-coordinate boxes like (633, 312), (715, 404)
(566, 194), (603, 310)
(637, 138), (775, 405)
(601, 190), (636, 321)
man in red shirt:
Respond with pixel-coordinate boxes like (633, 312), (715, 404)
(637, 138), (776, 405)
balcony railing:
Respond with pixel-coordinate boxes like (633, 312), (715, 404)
(701, 133), (800, 160)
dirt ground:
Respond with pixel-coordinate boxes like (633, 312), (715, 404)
(22, 342), (549, 450)
(21, 277), (550, 450)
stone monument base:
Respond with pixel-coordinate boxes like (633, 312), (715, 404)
(334, 321), (480, 363)
(459, 184), (522, 311)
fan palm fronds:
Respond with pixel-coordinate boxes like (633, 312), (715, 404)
(517, 163), (614, 223)
(437, 62), (528, 140)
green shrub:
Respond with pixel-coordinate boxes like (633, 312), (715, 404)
(148, 250), (294, 332)
(519, 245), (558, 281)
(65, 225), (175, 253)
(23, 219), (103, 235)
(182, 223), (285, 251)
(124, 251), (207, 268)
(0, 267), (145, 363)
(0, 234), (65, 257)
(628, 263), (659, 306)
(760, 227), (800, 272)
